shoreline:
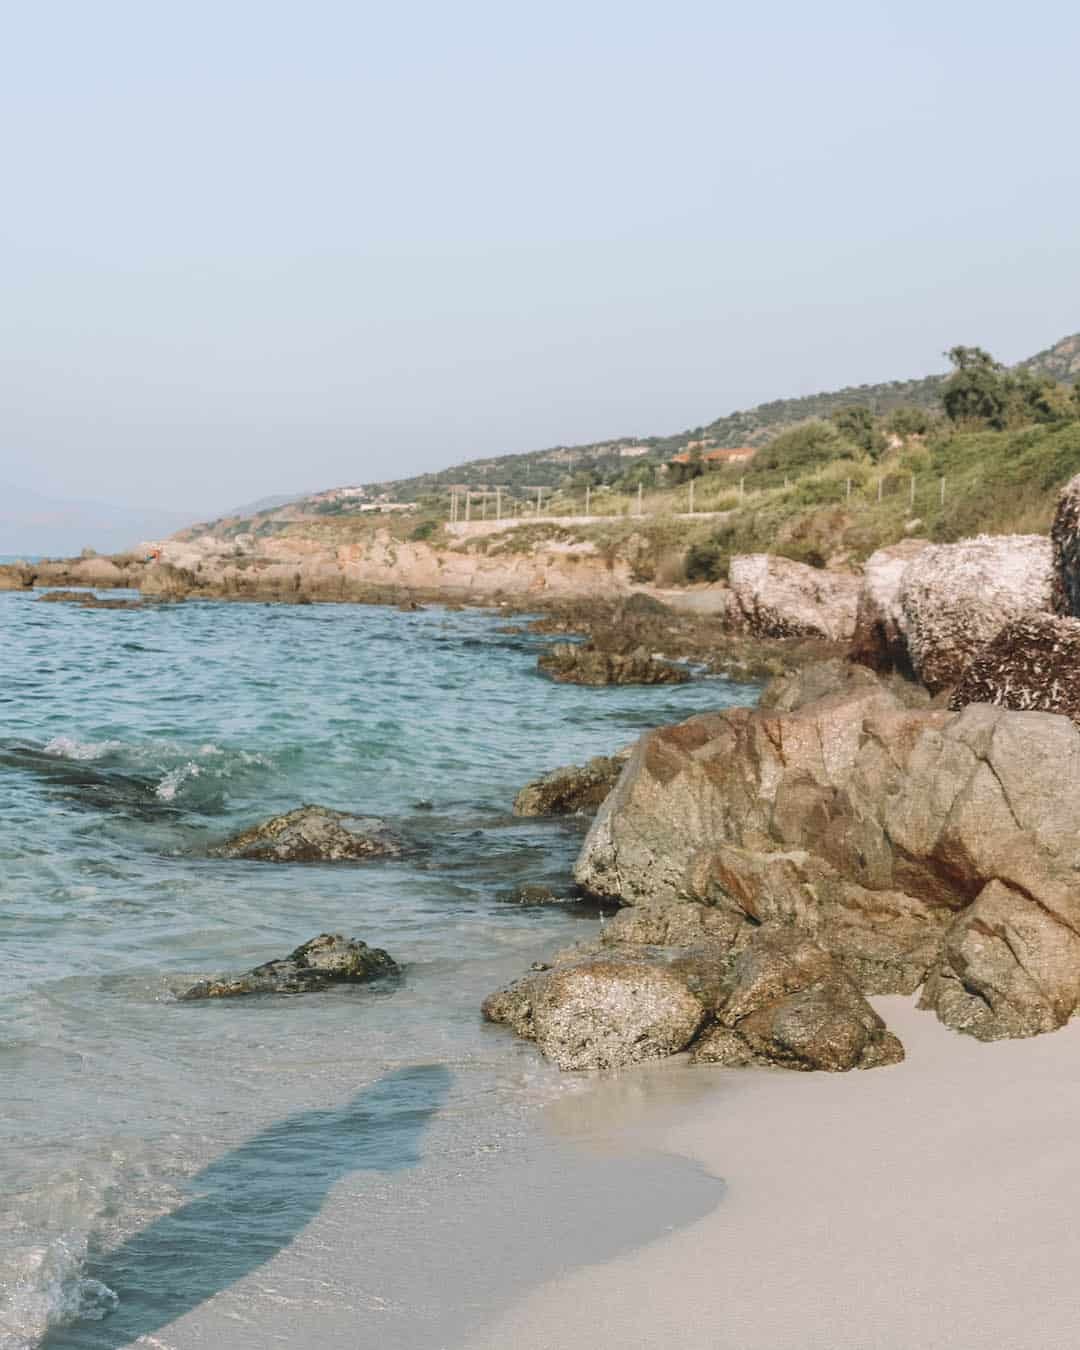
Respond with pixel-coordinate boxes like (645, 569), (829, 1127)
(464, 997), (1080, 1350)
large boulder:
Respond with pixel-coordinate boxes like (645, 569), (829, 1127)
(482, 949), (713, 1070)
(848, 539), (930, 673)
(1051, 471), (1080, 615)
(179, 934), (399, 999)
(897, 534), (1053, 692)
(513, 753), (629, 817)
(214, 806), (403, 862)
(728, 554), (860, 642)
(538, 642), (689, 686)
(950, 613), (1080, 724)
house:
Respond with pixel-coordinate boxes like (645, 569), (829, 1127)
(670, 446), (757, 468)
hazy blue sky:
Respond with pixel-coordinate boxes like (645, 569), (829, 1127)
(3, 0), (1079, 518)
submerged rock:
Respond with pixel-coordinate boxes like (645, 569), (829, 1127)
(214, 805), (403, 862)
(538, 641), (690, 686)
(949, 613), (1080, 725)
(513, 753), (629, 816)
(180, 933), (400, 999)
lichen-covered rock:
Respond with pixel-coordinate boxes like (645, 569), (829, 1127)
(180, 934), (399, 999)
(482, 951), (712, 1070)
(513, 753), (629, 816)
(897, 535), (1054, 693)
(759, 655), (927, 714)
(538, 642), (689, 686)
(214, 805), (403, 862)
(1052, 471), (1080, 616)
(949, 613), (1080, 724)
(728, 554), (860, 642)
(848, 539), (931, 673)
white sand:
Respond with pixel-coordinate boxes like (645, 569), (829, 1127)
(463, 998), (1080, 1350)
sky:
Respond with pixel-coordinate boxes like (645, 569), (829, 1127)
(3, 0), (1080, 536)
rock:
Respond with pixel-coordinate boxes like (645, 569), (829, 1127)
(728, 554), (860, 642)
(848, 539), (930, 674)
(37, 590), (141, 610)
(538, 641), (690, 686)
(1051, 471), (1080, 616)
(897, 534), (1054, 693)
(513, 753), (629, 816)
(949, 613), (1080, 725)
(919, 878), (1080, 1040)
(214, 805), (403, 862)
(758, 655), (927, 713)
(498, 883), (563, 905)
(692, 926), (904, 1072)
(179, 933), (399, 999)
(482, 949), (716, 1070)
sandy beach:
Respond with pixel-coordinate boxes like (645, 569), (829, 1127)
(465, 997), (1080, 1350)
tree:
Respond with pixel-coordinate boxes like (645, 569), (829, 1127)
(885, 405), (932, 438)
(830, 405), (884, 457)
(941, 346), (1010, 427)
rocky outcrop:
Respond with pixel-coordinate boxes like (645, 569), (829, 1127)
(538, 642), (689, 686)
(1051, 471), (1080, 615)
(949, 613), (1080, 724)
(37, 590), (142, 609)
(848, 539), (930, 673)
(897, 535), (1054, 692)
(567, 670), (1080, 1044)
(728, 554), (860, 642)
(513, 753), (629, 816)
(180, 933), (399, 999)
(213, 806), (403, 862)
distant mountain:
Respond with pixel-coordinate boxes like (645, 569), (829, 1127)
(0, 484), (196, 558)
(1017, 333), (1080, 384)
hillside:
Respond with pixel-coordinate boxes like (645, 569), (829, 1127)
(179, 332), (1080, 541)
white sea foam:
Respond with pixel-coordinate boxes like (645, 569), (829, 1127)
(155, 762), (201, 801)
(0, 1235), (116, 1350)
(42, 735), (120, 761)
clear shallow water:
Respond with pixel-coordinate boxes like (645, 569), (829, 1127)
(0, 592), (753, 1348)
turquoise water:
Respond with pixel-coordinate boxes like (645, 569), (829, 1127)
(1, 591), (754, 1348)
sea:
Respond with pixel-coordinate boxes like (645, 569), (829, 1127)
(0, 584), (757, 1349)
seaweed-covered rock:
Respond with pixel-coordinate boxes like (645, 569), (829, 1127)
(513, 753), (629, 816)
(897, 534), (1054, 693)
(538, 642), (689, 686)
(180, 934), (399, 999)
(949, 613), (1080, 725)
(848, 539), (930, 674)
(214, 805), (403, 862)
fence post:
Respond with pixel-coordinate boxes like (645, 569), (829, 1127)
(877, 477), (883, 504)
(910, 474), (915, 510)
(846, 478), (851, 501)
(638, 482), (643, 516)
(689, 479), (695, 515)
(585, 484), (591, 516)
(465, 491), (472, 522)
(740, 476), (745, 499)
(536, 486), (542, 517)
(940, 477), (945, 507)
(496, 487), (502, 521)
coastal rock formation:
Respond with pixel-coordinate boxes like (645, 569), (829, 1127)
(213, 805), (403, 862)
(538, 641), (689, 686)
(949, 613), (1080, 724)
(897, 535), (1054, 692)
(37, 590), (142, 610)
(848, 539), (930, 673)
(728, 554), (860, 642)
(691, 926), (904, 1072)
(180, 933), (399, 999)
(559, 670), (1080, 1046)
(513, 753), (629, 816)
(1051, 471), (1080, 615)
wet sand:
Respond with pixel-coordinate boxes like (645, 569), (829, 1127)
(465, 998), (1080, 1350)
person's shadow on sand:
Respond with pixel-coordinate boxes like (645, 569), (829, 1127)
(39, 1064), (452, 1349)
